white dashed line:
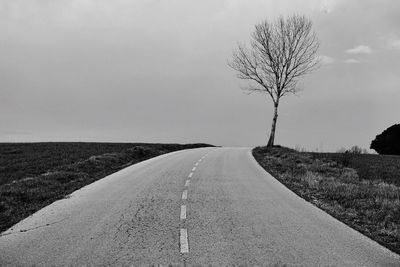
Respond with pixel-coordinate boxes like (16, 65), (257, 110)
(178, 157), (210, 255)
(182, 190), (188, 200)
(180, 229), (189, 253)
(180, 205), (187, 220)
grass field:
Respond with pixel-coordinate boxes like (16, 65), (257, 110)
(253, 146), (400, 255)
(311, 152), (400, 187)
(0, 142), (213, 233)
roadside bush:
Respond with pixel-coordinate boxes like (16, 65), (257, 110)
(338, 168), (359, 183)
(371, 124), (400, 155)
(348, 146), (363, 154)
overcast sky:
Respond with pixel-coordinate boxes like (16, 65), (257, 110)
(1, 0), (399, 151)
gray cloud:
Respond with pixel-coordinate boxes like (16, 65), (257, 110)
(346, 45), (372, 54)
(344, 59), (360, 64)
(387, 38), (400, 49)
(319, 55), (335, 65)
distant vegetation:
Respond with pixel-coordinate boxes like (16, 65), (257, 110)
(0, 142), (213, 233)
(336, 145), (368, 154)
(371, 124), (400, 155)
(253, 146), (400, 254)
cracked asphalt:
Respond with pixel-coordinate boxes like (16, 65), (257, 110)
(0, 147), (399, 266)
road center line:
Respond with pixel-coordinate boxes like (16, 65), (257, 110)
(180, 229), (189, 253)
(192, 167), (196, 171)
(188, 172), (193, 178)
(185, 180), (190, 187)
(182, 190), (188, 200)
(195, 162), (199, 166)
(180, 205), (187, 220)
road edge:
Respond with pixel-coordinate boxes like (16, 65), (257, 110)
(248, 148), (400, 259)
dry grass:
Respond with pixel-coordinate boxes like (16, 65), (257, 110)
(253, 146), (400, 255)
(311, 152), (400, 186)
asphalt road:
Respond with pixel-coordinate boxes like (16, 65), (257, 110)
(1, 147), (399, 266)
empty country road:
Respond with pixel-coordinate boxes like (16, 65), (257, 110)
(0, 147), (399, 266)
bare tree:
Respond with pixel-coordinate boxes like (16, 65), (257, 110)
(229, 15), (320, 147)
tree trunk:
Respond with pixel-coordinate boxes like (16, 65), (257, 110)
(267, 102), (279, 147)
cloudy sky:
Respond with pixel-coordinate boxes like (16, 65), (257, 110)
(1, 0), (399, 151)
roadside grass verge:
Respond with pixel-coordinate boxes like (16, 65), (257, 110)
(0, 142), (213, 233)
(253, 146), (400, 255)
(311, 152), (400, 187)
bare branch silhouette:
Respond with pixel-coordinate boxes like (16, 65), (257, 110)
(229, 15), (320, 147)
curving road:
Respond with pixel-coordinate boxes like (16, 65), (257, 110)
(0, 147), (399, 266)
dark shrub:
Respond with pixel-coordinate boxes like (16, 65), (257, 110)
(371, 124), (400, 155)
(347, 146), (362, 154)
